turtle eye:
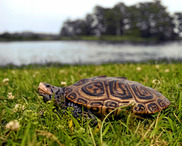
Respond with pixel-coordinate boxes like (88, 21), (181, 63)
(46, 85), (50, 88)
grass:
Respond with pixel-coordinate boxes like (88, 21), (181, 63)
(0, 63), (182, 145)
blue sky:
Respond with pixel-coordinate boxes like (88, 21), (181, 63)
(0, 0), (181, 34)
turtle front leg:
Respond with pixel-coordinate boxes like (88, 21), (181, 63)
(83, 110), (98, 126)
(66, 101), (98, 126)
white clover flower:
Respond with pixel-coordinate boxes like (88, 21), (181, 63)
(136, 67), (141, 71)
(11, 70), (16, 74)
(34, 71), (40, 74)
(13, 104), (25, 112)
(57, 125), (64, 130)
(61, 82), (67, 85)
(59, 70), (65, 73)
(78, 127), (85, 133)
(5, 120), (20, 131)
(152, 79), (160, 85)
(155, 65), (160, 69)
(33, 71), (40, 77)
(3, 78), (9, 85)
(3, 78), (9, 83)
(164, 69), (170, 73)
(7, 92), (15, 100)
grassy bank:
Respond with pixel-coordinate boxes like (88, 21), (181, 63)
(1, 34), (181, 44)
(58, 35), (159, 43)
(0, 63), (182, 145)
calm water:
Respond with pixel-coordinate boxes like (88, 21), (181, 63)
(0, 40), (182, 66)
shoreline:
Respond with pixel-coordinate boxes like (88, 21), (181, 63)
(0, 39), (182, 46)
(1, 58), (182, 69)
(0, 35), (181, 44)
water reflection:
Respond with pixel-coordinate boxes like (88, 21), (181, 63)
(0, 41), (181, 66)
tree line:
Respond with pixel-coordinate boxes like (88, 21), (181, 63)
(60, 0), (181, 41)
(0, 32), (58, 41)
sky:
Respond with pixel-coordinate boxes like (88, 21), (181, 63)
(0, 0), (182, 34)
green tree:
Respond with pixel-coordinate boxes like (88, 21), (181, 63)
(84, 14), (95, 35)
(60, 19), (86, 36)
(125, 0), (176, 40)
(92, 6), (107, 36)
(113, 3), (127, 36)
(0, 32), (12, 40)
(174, 12), (182, 37)
(124, 5), (141, 37)
(60, 20), (74, 36)
(92, 3), (127, 36)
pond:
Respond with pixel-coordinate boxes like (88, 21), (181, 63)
(0, 40), (181, 66)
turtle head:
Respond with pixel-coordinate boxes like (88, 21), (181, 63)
(38, 82), (65, 104)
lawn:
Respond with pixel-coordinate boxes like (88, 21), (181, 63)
(0, 63), (181, 145)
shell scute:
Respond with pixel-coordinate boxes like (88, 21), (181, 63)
(90, 107), (101, 114)
(130, 84), (154, 100)
(90, 101), (103, 106)
(81, 81), (105, 97)
(133, 103), (146, 114)
(147, 102), (160, 113)
(108, 80), (133, 100)
(64, 87), (73, 94)
(73, 78), (89, 86)
(104, 100), (118, 108)
(67, 93), (77, 100)
(77, 98), (88, 104)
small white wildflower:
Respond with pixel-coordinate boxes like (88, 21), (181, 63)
(35, 71), (39, 74)
(57, 125), (64, 130)
(152, 79), (160, 85)
(78, 127), (85, 133)
(47, 100), (53, 104)
(82, 73), (87, 77)
(33, 71), (40, 77)
(5, 120), (20, 131)
(13, 104), (25, 112)
(11, 70), (16, 74)
(7, 92), (15, 100)
(3, 78), (9, 85)
(61, 82), (67, 85)
(155, 65), (160, 69)
(164, 69), (170, 73)
(59, 70), (65, 73)
(136, 67), (141, 72)
(3, 78), (9, 83)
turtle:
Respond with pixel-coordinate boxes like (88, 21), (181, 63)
(38, 76), (170, 124)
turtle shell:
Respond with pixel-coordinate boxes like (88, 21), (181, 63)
(64, 76), (170, 116)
